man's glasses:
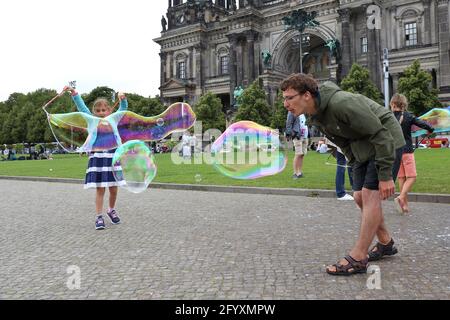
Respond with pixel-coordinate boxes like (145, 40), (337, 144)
(282, 93), (300, 102)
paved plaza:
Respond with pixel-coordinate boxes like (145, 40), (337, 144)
(0, 179), (448, 300)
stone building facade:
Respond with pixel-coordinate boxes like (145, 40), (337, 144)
(154, 0), (450, 110)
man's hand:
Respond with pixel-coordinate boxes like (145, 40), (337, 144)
(379, 179), (395, 200)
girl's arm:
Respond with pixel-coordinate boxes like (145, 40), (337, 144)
(411, 113), (434, 133)
(117, 92), (128, 111)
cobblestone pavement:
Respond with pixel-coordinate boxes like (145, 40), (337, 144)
(0, 180), (448, 300)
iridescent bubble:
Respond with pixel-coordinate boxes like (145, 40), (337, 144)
(210, 121), (287, 179)
(112, 140), (157, 193)
(46, 102), (196, 153)
(411, 107), (450, 137)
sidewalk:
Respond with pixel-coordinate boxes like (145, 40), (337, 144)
(0, 179), (448, 299)
(1, 175), (449, 204)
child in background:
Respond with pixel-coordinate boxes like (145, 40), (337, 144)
(390, 93), (434, 213)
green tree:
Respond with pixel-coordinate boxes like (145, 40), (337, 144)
(0, 86), (167, 145)
(126, 94), (165, 117)
(234, 79), (272, 126)
(83, 86), (116, 107)
(194, 91), (226, 133)
(340, 63), (384, 104)
(397, 60), (442, 115)
(270, 91), (288, 132)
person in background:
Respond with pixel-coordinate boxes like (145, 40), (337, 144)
(285, 112), (308, 179)
(390, 93), (434, 214)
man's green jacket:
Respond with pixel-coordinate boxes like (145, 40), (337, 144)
(309, 81), (405, 181)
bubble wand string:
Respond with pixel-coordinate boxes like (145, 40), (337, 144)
(42, 90), (65, 113)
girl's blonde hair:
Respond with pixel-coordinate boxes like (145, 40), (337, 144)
(390, 93), (408, 111)
(92, 98), (112, 112)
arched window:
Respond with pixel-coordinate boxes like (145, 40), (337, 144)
(175, 53), (188, 79)
(217, 46), (229, 75)
(400, 9), (421, 47)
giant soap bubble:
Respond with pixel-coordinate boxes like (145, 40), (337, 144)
(210, 121), (287, 179)
(46, 102), (196, 152)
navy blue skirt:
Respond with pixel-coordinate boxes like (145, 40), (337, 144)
(84, 150), (125, 189)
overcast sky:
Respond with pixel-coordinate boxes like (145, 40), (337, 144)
(0, 0), (168, 101)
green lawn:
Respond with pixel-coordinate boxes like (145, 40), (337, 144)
(0, 149), (449, 194)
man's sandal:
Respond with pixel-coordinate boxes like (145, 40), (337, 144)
(368, 238), (398, 262)
(326, 255), (368, 276)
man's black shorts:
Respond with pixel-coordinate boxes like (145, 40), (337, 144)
(352, 159), (379, 191)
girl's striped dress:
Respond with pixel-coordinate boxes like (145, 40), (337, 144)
(71, 93), (128, 189)
(84, 149), (125, 189)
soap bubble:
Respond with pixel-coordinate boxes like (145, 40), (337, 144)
(112, 140), (157, 193)
(210, 121), (287, 179)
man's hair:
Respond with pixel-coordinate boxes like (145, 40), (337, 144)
(280, 73), (319, 96)
(390, 93), (408, 111)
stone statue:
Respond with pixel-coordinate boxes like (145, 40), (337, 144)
(282, 9), (320, 33)
(325, 38), (342, 61)
(161, 15), (167, 32)
(261, 49), (272, 68)
(233, 86), (244, 107)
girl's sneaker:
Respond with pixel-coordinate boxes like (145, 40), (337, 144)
(107, 209), (121, 224)
(95, 215), (106, 230)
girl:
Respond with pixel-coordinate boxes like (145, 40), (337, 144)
(64, 86), (128, 229)
(390, 93), (434, 214)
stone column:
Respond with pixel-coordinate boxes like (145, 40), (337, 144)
(337, 9), (352, 77)
(188, 48), (194, 80)
(246, 31), (257, 83)
(236, 38), (244, 86)
(227, 34), (238, 105)
(194, 43), (204, 95)
(437, 0), (450, 90)
(166, 53), (173, 80)
(366, 6), (382, 90)
(423, 0), (432, 45)
(388, 6), (397, 49)
(159, 52), (167, 85)
(430, 0), (437, 44)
